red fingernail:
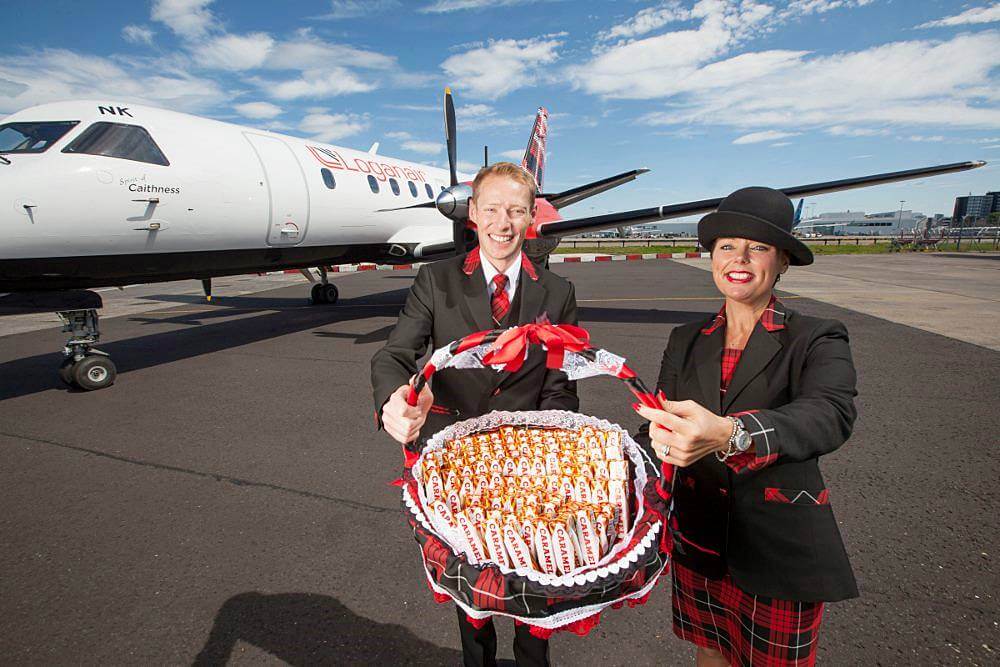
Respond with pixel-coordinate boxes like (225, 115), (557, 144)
(631, 402), (642, 412)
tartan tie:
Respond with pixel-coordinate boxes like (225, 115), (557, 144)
(491, 274), (510, 324)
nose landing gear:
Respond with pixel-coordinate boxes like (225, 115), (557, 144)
(57, 308), (117, 390)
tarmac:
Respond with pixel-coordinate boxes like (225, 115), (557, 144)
(0, 253), (997, 665)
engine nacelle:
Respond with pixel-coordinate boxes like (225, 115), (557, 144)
(435, 184), (473, 221)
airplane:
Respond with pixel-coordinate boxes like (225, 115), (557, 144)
(0, 89), (986, 390)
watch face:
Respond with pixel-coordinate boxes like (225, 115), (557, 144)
(735, 430), (752, 452)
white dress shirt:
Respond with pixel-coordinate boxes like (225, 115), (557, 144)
(480, 249), (521, 303)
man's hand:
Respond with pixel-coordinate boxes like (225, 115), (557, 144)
(381, 381), (434, 445)
(635, 398), (732, 467)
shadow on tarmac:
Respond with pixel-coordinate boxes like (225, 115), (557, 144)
(0, 284), (707, 401)
(0, 294), (407, 401)
(193, 592), (461, 666)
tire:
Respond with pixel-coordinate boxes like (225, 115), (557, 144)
(319, 283), (339, 305)
(58, 358), (77, 386)
(73, 355), (117, 391)
(311, 283), (326, 305)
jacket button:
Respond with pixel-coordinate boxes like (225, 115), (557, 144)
(719, 488), (728, 496)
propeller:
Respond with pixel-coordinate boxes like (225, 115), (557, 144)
(443, 87), (471, 256)
(377, 87), (474, 257)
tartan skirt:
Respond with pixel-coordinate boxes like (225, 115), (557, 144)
(672, 562), (824, 666)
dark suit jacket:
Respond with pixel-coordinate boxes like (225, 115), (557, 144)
(638, 303), (859, 603)
(371, 252), (579, 442)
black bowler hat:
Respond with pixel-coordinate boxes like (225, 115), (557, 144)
(698, 187), (813, 266)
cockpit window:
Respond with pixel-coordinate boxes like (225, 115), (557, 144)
(0, 121), (80, 153)
(62, 122), (169, 166)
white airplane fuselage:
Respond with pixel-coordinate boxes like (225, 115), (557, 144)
(1, 101), (469, 291)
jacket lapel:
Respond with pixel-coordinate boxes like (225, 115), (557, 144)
(460, 263), (494, 333)
(693, 327), (723, 414)
(722, 322), (781, 413)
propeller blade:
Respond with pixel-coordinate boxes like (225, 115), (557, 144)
(444, 87), (458, 187)
(536, 160), (986, 238)
(376, 201), (437, 212)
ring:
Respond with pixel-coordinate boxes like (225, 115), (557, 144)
(663, 445), (671, 457)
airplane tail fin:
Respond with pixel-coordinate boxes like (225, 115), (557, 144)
(521, 107), (548, 190)
(793, 198), (804, 226)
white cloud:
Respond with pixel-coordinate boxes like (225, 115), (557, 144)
(826, 125), (890, 137)
(441, 36), (562, 99)
(151, 0), (217, 40)
(384, 103), (438, 112)
(122, 25), (155, 46)
(299, 112), (369, 142)
(317, 0), (401, 19)
(192, 33), (275, 70)
(770, 141), (793, 147)
(0, 48), (226, 114)
(421, 0), (547, 13)
(905, 135), (947, 142)
(265, 29), (396, 71)
(262, 68), (376, 100)
(456, 160), (481, 172)
(499, 149), (524, 160)
(733, 130), (800, 144)
(570, 1), (786, 99)
(635, 31), (1000, 133)
(401, 140), (443, 154)
(453, 103), (532, 131)
(234, 101), (282, 119)
(917, 3), (1000, 29)
(598, 2), (687, 42)
(385, 130), (412, 139)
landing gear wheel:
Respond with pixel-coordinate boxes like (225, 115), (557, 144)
(311, 283), (339, 305)
(73, 355), (117, 391)
(58, 358), (77, 387)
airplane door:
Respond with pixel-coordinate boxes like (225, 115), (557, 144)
(244, 133), (310, 245)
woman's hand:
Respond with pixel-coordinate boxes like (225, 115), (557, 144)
(635, 398), (733, 467)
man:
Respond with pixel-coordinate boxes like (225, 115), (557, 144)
(371, 162), (578, 667)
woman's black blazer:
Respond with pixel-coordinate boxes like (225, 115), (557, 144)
(640, 304), (859, 603)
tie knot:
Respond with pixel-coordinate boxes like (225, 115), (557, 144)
(492, 274), (508, 291)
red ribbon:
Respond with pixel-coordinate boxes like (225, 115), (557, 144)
(480, 323), (590, 374)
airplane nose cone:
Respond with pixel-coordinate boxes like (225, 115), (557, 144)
(436, 184), (472, 221)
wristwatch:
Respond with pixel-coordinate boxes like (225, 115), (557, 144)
(717, 416), (752, 461)
(731, 416), (752, 452)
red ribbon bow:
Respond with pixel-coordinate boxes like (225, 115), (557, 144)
(481, 323), (591, 374)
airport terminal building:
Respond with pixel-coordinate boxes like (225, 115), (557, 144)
(796, 210), (927, 235)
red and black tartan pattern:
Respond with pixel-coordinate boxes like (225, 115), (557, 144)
(461, 250), (540, 282)
(672, 562), (824, 666)
(720, 347), (743, 397)
(520, 107), (548, 190)
(404, 471), (670, 623)
(490, 274), (510, 323)
(764, 488), (830, 505)
(701, 296), (785, 473)
(701, 295), (787, 335)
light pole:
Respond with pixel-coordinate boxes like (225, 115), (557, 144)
(897, 200), (906, 239)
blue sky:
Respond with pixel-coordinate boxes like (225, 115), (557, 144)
(2, 0), (998, 225)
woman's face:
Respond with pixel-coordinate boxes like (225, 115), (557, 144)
(711, 237), (788, 304)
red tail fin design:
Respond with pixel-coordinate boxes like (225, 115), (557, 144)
(521, 107), (548, 191)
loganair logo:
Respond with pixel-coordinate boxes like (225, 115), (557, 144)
(307, 145), (429, 183)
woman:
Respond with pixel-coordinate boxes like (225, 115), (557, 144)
(635, 187), (858, 667)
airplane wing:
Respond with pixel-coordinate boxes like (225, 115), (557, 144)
(535, 161), (985, 238)
(540, 169), (650, 210)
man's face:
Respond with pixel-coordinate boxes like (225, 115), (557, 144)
(469, 175), (535, 270)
